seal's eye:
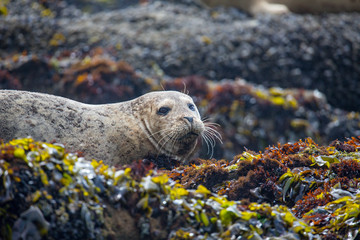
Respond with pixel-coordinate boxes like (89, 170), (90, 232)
(188, 103), (195, 111)
(157, 107), (171, 116)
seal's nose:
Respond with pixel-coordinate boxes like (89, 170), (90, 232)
(184, 116), (193, 123)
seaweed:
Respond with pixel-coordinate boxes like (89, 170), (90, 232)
(0, 137), (322, 239)
(2, 136), (360, 239)
(164, 137), (360, 239)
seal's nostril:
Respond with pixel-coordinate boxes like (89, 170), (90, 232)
(184, 116), (193, 123)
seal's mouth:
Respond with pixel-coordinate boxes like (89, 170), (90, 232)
(177, 131), (199, 141)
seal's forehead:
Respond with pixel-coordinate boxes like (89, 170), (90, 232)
(147, 91), (194, 102)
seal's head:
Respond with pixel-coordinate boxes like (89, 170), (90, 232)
(132, 91), (206, 162)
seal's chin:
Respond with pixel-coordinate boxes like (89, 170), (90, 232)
(177, 131), (199, 142)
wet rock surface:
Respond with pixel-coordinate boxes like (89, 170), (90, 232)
(1, 0), (360, 159)
(1, 0), (359, 111)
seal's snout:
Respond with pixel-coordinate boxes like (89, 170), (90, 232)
(184, 116), (193, 123)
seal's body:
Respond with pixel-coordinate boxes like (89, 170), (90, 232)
(0, 90), (205, 165)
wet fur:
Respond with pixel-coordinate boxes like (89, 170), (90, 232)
(0, 90), (220, 165)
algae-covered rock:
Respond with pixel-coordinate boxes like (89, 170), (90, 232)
(0, 137), (318, 239)
(3, 0), (360, 111)
(167, 137), (360, 239)
(2, 137), (360, 239)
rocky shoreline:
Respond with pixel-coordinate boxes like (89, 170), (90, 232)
(1, 0), (360, 111)
(2, 1), (360, 239)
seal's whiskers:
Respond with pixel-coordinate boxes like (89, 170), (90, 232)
(201, 121), (222, 158)
(202, 132), (213, 156)
(169, 131), (181, 155)
(155, 128), (178, 157)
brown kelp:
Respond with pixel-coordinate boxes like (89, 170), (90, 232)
(1, 137), (360, 239)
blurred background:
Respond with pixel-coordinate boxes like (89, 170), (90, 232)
(1, 0), (359, 160)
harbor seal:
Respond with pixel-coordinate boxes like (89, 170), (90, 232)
(0, 90), (219, 165)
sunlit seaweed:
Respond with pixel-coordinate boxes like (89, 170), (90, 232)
(165, 136), (360, 239)
(0, 137), (329, 240)
(2, 136), (360, 239)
